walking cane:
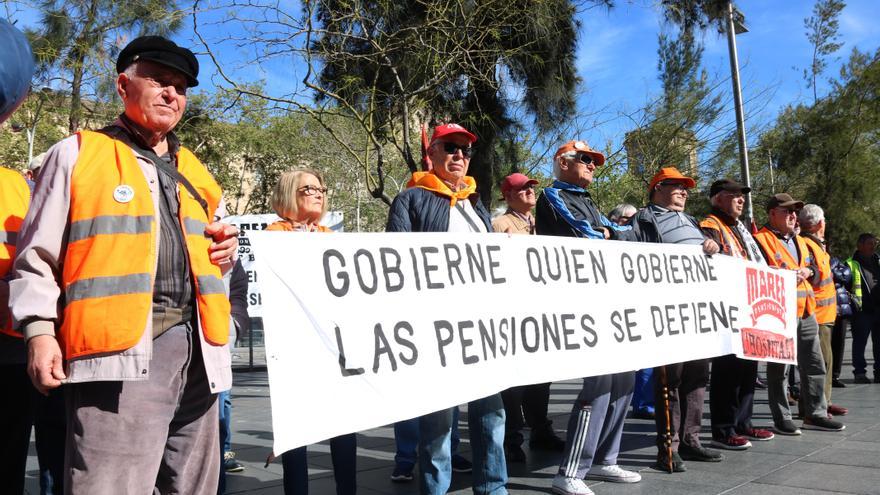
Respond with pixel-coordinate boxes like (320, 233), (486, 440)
(657, 365), (673, 473)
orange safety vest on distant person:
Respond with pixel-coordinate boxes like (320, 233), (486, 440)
(700, 214), (747, 259)
(1, 167), (30, 336)
(802, 236), (837, 324)
(753, 226), (817, 318)
(60, 130), (229, 360)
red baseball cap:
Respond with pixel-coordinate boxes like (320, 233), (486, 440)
(500, 172), (539, 199)
(430, 123), (477, 144)
(554, 140), (605, 167)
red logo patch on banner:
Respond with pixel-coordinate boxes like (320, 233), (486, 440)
(741, 327), (795, 361)
(746, 267), (787, 325)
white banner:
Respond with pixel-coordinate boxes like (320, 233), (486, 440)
(250, 232), (798, 454)
(226, 212), (344, 317)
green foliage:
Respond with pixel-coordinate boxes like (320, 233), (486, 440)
(26, 0), (184, 132)
(309, 0), (600, 205)
(757, 48), (880, 256)
(175, 87), (410, 231)
(804, 0), (846, 103)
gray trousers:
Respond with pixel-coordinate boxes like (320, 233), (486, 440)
(767, 315), (828, 423)
(64, 324), (219, 495)
(557, 371), (635, 478)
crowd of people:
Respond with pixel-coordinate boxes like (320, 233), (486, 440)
(2, 31), (880, 495)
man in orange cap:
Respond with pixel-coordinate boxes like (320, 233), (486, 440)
(631, 167), (722, 473)
(537, 140), (641, 495)
(387, 123), (507, 495)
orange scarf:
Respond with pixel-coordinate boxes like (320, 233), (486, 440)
(407, 171), (477, 206)
(266, 220), (332, 233)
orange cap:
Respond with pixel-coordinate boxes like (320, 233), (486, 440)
(648, 167), (696, 192)
(554, 140), (605, 167)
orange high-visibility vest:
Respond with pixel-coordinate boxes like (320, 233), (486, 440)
(803, 236), (837, 324)
(753, 226), (816, 317)
(1, 167), (30, 336)
(700, 214), (747, 259)
(60, 131), (229, 360)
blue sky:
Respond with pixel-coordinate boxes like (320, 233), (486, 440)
(572, 0), (880, 149)
(8, 0), (879, 154)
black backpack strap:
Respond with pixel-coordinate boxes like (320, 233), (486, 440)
(96, 125), (211, 218)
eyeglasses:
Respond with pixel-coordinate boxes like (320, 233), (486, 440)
(659, 181), (688, 191)
(439, 142), (473, 158)
(774, 207), (798, 215)
(517, 185), (535, 193)
(298, 185), (328, 196)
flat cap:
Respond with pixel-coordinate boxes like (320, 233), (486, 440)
(116, 36), (199, 87)
(766, 193), (804, 211)
(709, 178), (751, 197)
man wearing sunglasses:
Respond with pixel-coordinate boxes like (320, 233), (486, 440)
(386, 123), (507, 495)
(629, 167), (723, 473)
(536, 140), (641, 495)
(753, 194), (845, 435)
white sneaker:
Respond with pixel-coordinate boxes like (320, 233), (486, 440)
(585, 464), (642, 483)
(551, 474), (594, 495)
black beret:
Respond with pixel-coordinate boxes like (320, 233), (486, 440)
(116, 36), (199, 87)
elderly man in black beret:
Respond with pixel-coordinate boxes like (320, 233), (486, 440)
(10, 35), (239, 493)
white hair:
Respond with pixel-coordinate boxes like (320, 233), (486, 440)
(552, 152), (577, 179)
(798, 204), (824, 231)
(608, 203), (637, 222)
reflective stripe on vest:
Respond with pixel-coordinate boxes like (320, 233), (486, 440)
(700, 215), (747, 259)
(803, 236), (837, 324)
(60, 131), (229, 360)
(753, 228), (817, 317)
(1, 167), (30, 336)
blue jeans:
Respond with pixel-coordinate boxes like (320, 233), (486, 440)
(217, 390), (232, 494)
(630, 368), (654, 412)
(394, 406), (462, 469)
(419, 394), (507, 495)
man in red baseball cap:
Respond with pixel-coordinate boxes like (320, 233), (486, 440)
(387, 122), (507, 494)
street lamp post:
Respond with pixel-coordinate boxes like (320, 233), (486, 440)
(725, 1), (753, 223)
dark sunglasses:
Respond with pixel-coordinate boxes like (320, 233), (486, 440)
(574, 152), (594, 166)
(439, 142), (473, 157)
(298, 185), (328, 196)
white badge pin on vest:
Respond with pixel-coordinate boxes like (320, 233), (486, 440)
(113, 185), (135, 203)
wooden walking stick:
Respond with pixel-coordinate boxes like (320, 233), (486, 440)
(657, 365), (674, 473)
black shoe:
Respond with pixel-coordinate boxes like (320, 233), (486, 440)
(772, 419), (802, 436)
(832, 378), (847, 388)
(803, 415), (846, 432)
(854, 373), (871, 384)
(654, 451), (686, 473)
(505, 445), (526, 463)
(678, 443), (723, 462)
(529, 431), (566, 452)
(224, 452), (245, 473)
(451, 454), (472, 473)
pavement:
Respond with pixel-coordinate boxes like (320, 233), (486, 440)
(24, 342), (880, 494)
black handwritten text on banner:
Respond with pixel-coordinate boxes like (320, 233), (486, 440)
(249, 232), (797, 454)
